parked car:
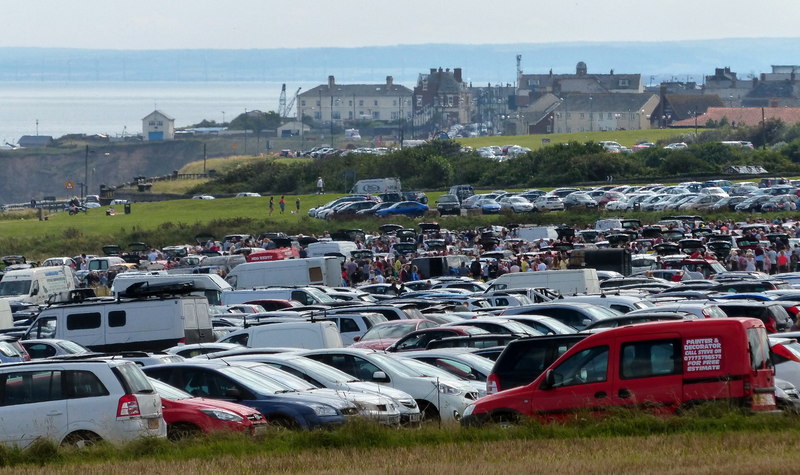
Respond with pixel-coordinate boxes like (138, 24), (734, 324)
(375, 201), (429, 218)
(563, 192), (598, 210)
(0, 358), (165, 448)
(386, 326), (490, 352)
(475, 198), (502, 214)
(300, 348), (478, 422)
(143, 361), (347, 430)
(20, 338), (92, 359)
(463, 318), (776, 425)
(148, 377), (267, 439)
(350, 319), (439, 350)
(435, 194), (461, 216)
(532, 195), (565, 212)
(498, 196), (534, 213)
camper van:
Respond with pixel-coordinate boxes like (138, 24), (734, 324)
(487, 269), (601, 295)
(0, 266), (76, 306)
(225, 256), (341, 289)
(110, 273), (232, 305)
(23, 294), (214, 352)
(306, 241), (358, 260)
(462, 318), (776, 425)
(350, 178), (401, 195)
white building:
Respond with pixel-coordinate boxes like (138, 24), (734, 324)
(142, 110), (175, 141)
(297, 76), (413, 123)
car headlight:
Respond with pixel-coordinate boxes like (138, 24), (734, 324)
(199, 409), (244, 422)
(310, 403), (339, 416)
(463, 403), (475, 417)
(435, 382), (462, 395)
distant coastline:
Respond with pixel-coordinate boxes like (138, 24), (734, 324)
(1, 38), (799, 85)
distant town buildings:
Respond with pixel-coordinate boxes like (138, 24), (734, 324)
(297, 76), (413, 124)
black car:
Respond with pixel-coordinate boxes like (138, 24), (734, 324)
(714, 301), (793, 333)
(435, 194), (461, 215)
(403, 191), (428, 204)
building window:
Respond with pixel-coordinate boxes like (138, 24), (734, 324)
(528, 79), (540, 86)
(373, 100), (378, 106)
(448, 96), (454, 106)
(348, 111), (353, 119)
(607, 113), (612, 119)
(332, 111), (341, 120)
(422, 80), (428, 91)
(417, 96), (423, 106)
(301, 100), (306, 107)
(393, 100), (397, 106)
(372, 111), (379, 119)
(157, 121), (163, 126)
(314, 111), (321, 120)
(580, 113), (585, 119)
(359, 100), (364, 107)
(348, 100), (353, 106)
(618, 79), (630, 87)
(316, 100), (321, 107)
(391, 112), (399, 120)
(566, 112), (572, 119)
(149, 121), (155, 126)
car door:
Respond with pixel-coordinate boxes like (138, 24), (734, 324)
(530, 345), (613, 421)
(0, 368), (68, 447)
(612, 334), (683, 414)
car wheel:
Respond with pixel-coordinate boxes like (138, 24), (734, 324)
(61, 430), (102, 449)
(490, 411), (522, 427)
(269, 415), (300, 430)
(168, 422), (202, 441)
(417, 400), (440, 423)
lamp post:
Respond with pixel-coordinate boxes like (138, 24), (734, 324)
(588, 96), (593, 132)
(243, 108), (247, 154)
(83, 145), (96, 201)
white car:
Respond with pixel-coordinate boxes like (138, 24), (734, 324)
(192, 195), (215, 200)
(300, 348), (478, 422)
(0, 359), (165, 448)
(498, 196), (534, 213)
(664, 142), (688, 149)
(532, 195), (565, 211)
(235, 192), (261, 197)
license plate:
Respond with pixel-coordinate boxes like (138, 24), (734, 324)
(147, 418), (161, 430)
(253, 424), (269, 436)
(754, 393), (775, 407)
(408, 413), (422, 422)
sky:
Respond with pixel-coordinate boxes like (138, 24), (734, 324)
(2, 0), (799, 50)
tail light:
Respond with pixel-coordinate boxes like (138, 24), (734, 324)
(788, 306), (800, 317)
(772, 343), (800, 362)
(177, 337), (186, 345)
(672, 273), (682, 282)
(117, 394), (141, 418)
(486, 373), (500, 395)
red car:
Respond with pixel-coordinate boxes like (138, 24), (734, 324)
(149, 377), (267, 439)
(350, 319), (438, 350)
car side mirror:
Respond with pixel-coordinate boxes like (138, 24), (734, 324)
(372, 371), (390, 383)
(352, 335), (361, 342)
(224, 388), (242, 400)
(541, 369), (555, 390)
(581, 318), (592, 328)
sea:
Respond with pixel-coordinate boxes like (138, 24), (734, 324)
(0, 81), (322, 145)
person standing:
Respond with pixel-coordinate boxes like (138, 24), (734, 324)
(295, 197), (301, 213)
(279, 196), (286, 214)
(268, 196), (274, 215)
(316, 177), (325, 194)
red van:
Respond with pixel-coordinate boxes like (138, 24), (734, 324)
(461, 318), (775, 425)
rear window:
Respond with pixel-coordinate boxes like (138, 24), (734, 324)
(114, 362), (155, 394)
(621, 339), (681, 379)
(747, 327), (772, 370)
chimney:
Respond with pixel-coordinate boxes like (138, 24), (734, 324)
(328, 76), (335, 88)
(430, 68), (436, 75)
(454, 68), (462, 82)
(386, 76), (393, 87)
(610, 69), (614, 75)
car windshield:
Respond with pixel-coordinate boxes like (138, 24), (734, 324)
(0, 280), (31, 297)
(246, 365), (317, 391)
(219, 366), (289, 394)
(149, 377), (193, 401)
(368, 353), (417, 377)
(307, 288), (336, 303)
(361, 322), (418, 340)
(57, 340), (91, 354)
(284, 357), (361, 383)
(394, 357), (464, 380)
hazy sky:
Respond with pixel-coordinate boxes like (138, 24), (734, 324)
(3, 0), (799, 50)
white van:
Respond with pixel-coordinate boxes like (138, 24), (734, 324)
(222, 287), (337, 306)
(306, 241), (358, 259)
(0, 266), (76, 305)
(487, 269), (601, 295)
(87, 256), (127, 271)
(225, 256), (341, 289)
(24, 295), (214, 352)
(111, 273), (232, 305)
(219, 321), (343, 349)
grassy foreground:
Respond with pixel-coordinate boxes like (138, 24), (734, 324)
(0, 410), (798, 473)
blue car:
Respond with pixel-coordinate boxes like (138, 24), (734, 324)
(144, 362), (346, 430)
(375, 201), (429, 218)
(476, 198), (502, 214)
